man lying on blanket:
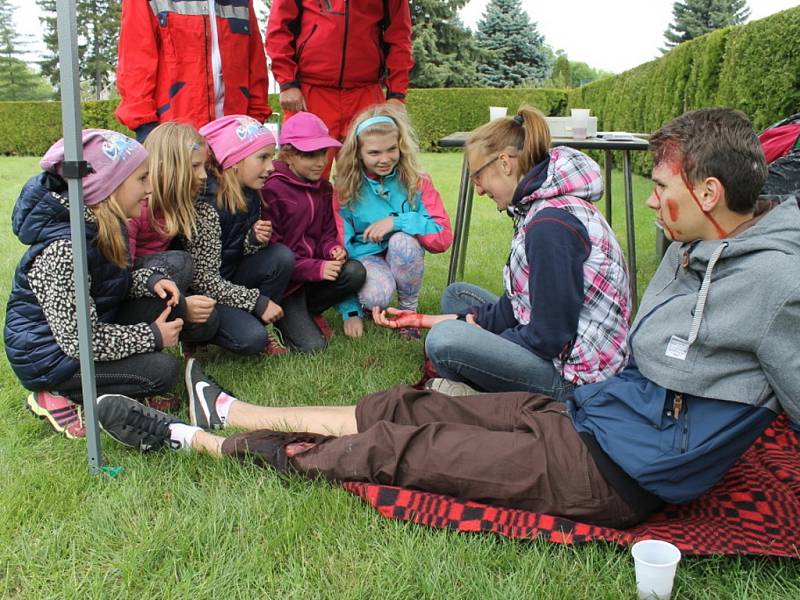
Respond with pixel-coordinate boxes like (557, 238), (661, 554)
(97, 108), (800, 529)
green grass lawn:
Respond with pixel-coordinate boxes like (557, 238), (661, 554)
(1, 154), (798, 599)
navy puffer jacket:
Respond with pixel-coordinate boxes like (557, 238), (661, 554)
(195, 174), (261, 280)
(4, 172), (131, 390)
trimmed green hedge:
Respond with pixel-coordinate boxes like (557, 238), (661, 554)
(1, 7), (796, 157)
(404, 88), (567, 151)
(0, 88), (566, 156)
(566, 7), (800, 173)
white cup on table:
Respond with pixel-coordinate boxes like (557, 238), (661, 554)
(571, 108), (591, 140)
(631, 539), (682, 600)
(489, 106), (508, 121)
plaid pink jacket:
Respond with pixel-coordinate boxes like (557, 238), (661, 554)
(504, 147), (631, 384)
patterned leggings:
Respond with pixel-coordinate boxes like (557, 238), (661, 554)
(357, 233), (424, 311)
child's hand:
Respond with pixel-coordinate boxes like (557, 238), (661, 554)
(363, 216), (394, 243)
(153, 278), (180, 306)
(343, 315), (363, 338)
(329, 246), (347, 261)
(253, 219), (272, 244)
(153, 305), (183, 348)
(260, 299), (283, 324)
(185, 295), (216, 324)
(372, 307), (429, 329)
(322, 260), (343, 281)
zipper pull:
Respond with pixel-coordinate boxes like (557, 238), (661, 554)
(672, 393), (684, 420)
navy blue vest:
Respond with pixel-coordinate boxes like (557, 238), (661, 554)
(196, 174), (261, 280)
(4, 173), (131, 391)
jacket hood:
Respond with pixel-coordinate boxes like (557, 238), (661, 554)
(512, 146), (603, 210)
(678, 196), (800, 274)
(12, 172), (81, 246)
(266, 160), (325, 190)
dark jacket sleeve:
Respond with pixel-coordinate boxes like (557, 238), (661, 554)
(499, 208), (591, 360)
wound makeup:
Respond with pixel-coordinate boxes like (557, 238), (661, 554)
(679, 170), (728, 238)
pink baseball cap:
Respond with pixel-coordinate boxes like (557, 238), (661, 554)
(199, 115), (277, 169)
(40, 129), (148, 206)
(279, 112), (342, 152)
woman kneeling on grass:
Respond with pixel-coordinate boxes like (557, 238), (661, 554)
(374, 105), (631, 400)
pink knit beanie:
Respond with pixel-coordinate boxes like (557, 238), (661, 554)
(40, 129), (148, 206)
(199, 115), (277, 169)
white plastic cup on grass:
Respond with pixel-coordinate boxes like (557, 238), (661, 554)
(489, 106), (508, 121)
(631, 539), (682, 600)
(571, 108), (590, 140)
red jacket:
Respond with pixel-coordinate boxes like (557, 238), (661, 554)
(116, 0), (271, 132)
(265, 0), (413, 99)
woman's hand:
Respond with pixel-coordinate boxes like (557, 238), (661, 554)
(362, 216), (394, 243)
(253, 219), (272, 244)
(153, 278), (180, 306)
(343, 315), (363, 338)
(371, 307), (430, 329)
(372, 307), (459, 330)
(185, 295), (216, 323)
(153, 305), (183, 347)
(260, 299), (283, 324)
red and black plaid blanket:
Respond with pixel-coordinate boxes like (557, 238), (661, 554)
(341, 415), (800, 557)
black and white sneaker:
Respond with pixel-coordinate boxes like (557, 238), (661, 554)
(97, 394), (182, 452)
(185, 358), (225, 430)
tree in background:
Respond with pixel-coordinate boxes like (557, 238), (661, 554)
(475, 0), (551, 87)
(409, 0), (483, 88)
(663, 0), (750, 50)
(0, 0), (53, 100)
(37, 0), (121, 100)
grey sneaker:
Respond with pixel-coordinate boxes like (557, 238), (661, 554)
(185, 358), (225, 430)
(424, 378), (481, 397)
(97, 394), (182, 451)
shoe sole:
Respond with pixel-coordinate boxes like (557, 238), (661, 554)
(26, 392), (83, 439)
(185, 358), (200, 428)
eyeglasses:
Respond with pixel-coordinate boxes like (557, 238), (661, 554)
(468, 155), (499, 185)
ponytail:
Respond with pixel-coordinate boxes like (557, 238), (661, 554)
(466, 105), (550, 176)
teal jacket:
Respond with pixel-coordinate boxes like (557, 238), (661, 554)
(335, 170), (452, 317)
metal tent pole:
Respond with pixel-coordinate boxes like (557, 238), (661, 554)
(56, 0), (103, 474)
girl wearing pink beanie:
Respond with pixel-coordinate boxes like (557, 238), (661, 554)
(5, 129), (186, 440)
(184, 115), (295, 356)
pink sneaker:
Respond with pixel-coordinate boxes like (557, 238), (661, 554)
(27, 391), (85, 439)
(312, 314), (334, 340)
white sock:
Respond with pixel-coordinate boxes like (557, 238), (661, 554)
(215, 392), (237, 426)
(169, 423), (201, 451)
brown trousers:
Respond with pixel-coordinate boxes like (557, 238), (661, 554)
(279, 385), (640, 528)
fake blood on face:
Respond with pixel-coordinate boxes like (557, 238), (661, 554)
(680, 171), (728, 238)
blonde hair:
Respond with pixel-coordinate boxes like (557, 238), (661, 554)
(466, 105), (551, 178)
(335, 103), (423, 206)
(91, 196), (130, 268)
(206, 152), (248, 214)
(143, 122), (203, 241)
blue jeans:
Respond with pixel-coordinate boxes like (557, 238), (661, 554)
(426, 283), (575, 400)
(213, 244), (295, 355)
